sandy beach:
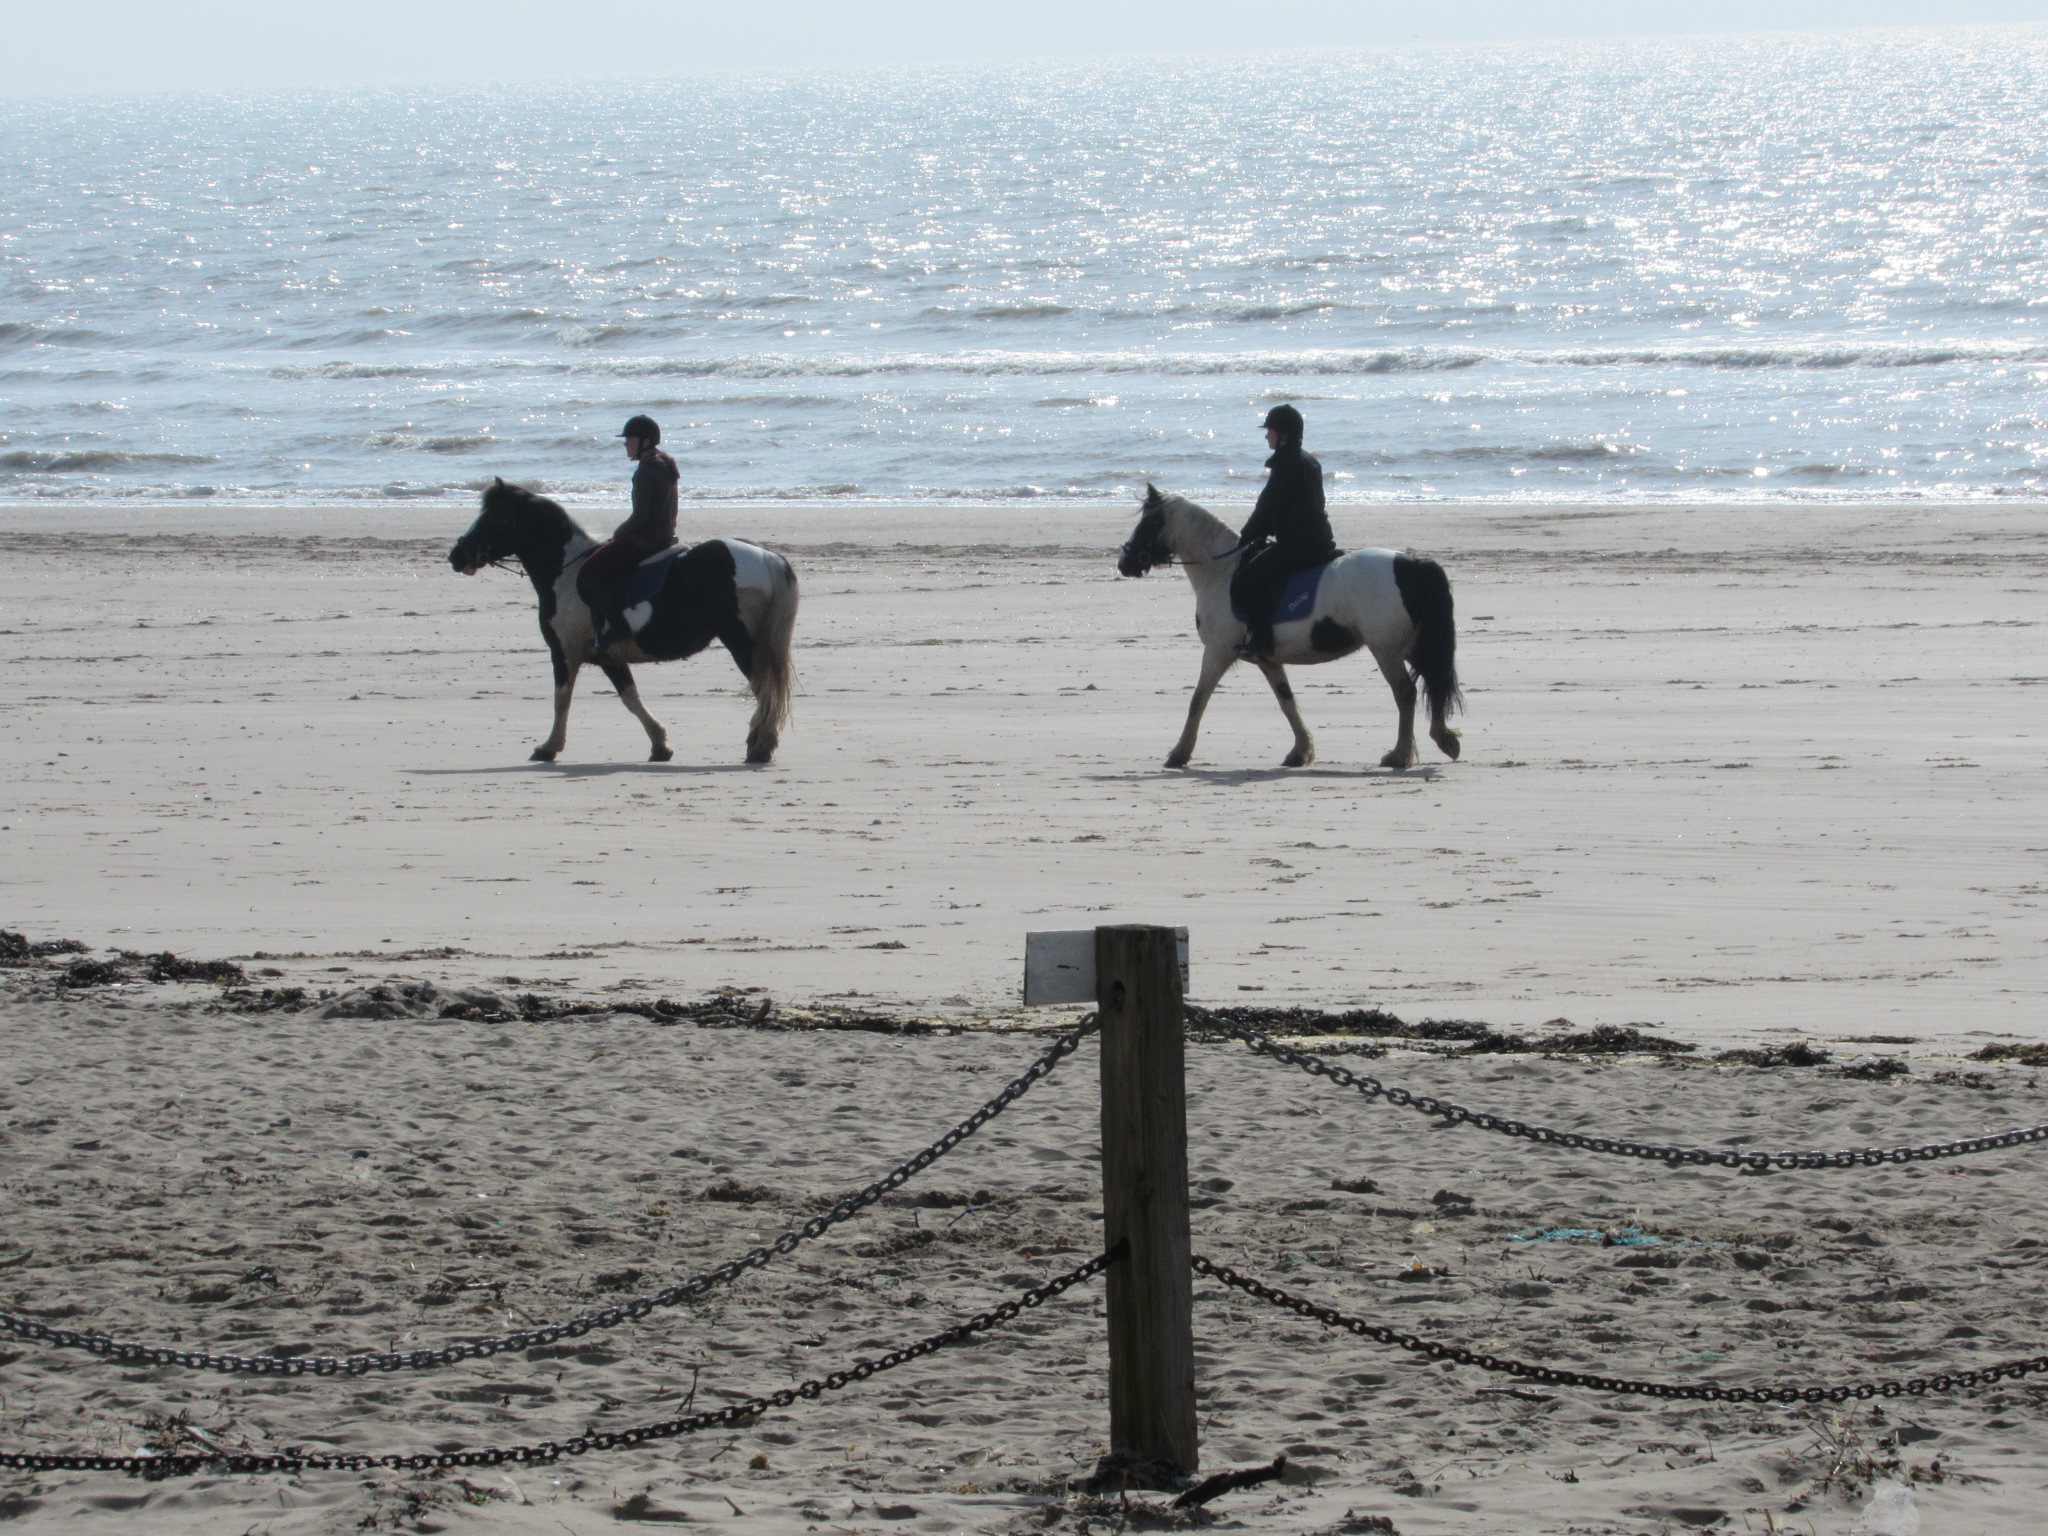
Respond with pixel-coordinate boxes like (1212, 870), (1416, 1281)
(2, 497), (2043, 1043)
(3, 496), (2047, 1533)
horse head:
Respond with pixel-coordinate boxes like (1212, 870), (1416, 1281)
(1117, 483), (1174, 577)
(450, 477), (554, 575)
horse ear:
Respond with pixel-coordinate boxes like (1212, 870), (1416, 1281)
(492, 476), (505, 487)
(1144, 482), (1162, 508)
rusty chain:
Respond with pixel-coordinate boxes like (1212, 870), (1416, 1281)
(0, 1248), (1119, 1479)
(1218, 1019), (2048, 1170)
(1194, 1254), (2048, 1403)
(0, 1017), (1098, 1377)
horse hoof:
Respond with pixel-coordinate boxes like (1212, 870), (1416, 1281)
(529, 747), (559, 763)
(1380, 750), (1414, 770)
(745, 751), (774, 765)
(1283, 749), (1313, 768)
(1164, 752), (1191, 769)
(1435, 731), (1462, 761)
(650, 745), (673, 763)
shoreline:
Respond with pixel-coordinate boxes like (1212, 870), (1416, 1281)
(2, 494), (2042, 519)
(1, 495), (2042, 551)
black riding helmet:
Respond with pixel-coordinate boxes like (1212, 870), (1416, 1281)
(618, 414), (661, 445)
(1261, 404), (1304, 441)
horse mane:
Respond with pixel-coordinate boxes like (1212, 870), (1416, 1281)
(484, 477), (589, 543)
(1154, 488), (1236, 560)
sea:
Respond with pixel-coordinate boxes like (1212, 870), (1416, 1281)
(2, 25), (2044, 508)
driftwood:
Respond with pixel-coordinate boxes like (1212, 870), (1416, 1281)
(1171, 1453), (1288, 1509)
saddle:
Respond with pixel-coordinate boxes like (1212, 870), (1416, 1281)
(615, 544), (688, 607)
(1229, 560), (1333, 626)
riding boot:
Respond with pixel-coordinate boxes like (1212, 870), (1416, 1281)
(1238, 622), (1273, 661)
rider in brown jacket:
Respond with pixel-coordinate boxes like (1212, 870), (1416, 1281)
(581, 413), (680, 647)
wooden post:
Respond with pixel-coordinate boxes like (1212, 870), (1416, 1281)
(1096, 923), (1198, 1474)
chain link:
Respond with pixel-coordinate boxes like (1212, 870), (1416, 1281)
(1193, 1254), (2048, 1404)
(0, 1249), (1119, 1479)
(0, 1018), (1098, 1378)
(1219, 1019), (2048, 1170)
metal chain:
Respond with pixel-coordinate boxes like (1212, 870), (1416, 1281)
(1218, 1019), (2048, 1170)
(0, 1249), (1119, 1479)
(0, 1017), (1099, 1377)
(1194, 1254), (2048, 1404)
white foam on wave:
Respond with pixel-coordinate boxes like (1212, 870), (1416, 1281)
(251, 341), (2048, 384)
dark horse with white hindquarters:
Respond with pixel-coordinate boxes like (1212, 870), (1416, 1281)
(1118, 485), (1460, 769)
(450, 479), (797, 763)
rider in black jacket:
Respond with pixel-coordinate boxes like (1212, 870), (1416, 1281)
(1231, 405), (1338, 659)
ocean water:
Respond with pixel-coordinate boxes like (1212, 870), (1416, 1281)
(2, 26), (2045, 507)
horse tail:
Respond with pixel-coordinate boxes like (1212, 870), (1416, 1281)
(745, 551), (799, 763)
(1392, 553), (1462, 720)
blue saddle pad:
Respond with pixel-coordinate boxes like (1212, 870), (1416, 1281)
(618, 544), (686, 606)
(1231, 560), (1332, 626)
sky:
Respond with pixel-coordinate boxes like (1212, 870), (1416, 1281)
(1, 0), (2045, 97)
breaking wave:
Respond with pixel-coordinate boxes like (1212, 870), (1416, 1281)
(0, 450), (218, 473)
(244, 342), (2046, 383)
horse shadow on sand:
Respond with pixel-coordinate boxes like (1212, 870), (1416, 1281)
(1089, 764), (1442, 786)
(405, 761), (764, 780)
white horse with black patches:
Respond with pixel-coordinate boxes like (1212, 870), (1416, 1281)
(450, 479), (798, 764)
(1117, 485), (1461, 769)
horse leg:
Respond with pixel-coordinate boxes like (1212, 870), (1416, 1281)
(716, 615), (778, 765)
(1165, 647), (1234, 769)
(1374, 650), (1418, 769)
(532, 643), (578, 762)
(1427, 681), (1462, 761)
(601, 661), (672, 763)
(1428, 708), (1462, 759)
(1254, 660), (1315, 767)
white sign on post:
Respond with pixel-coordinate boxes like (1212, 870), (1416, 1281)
(1023, 928), (1190, 1006)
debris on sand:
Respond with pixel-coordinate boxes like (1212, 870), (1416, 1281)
(1509, 1224), (1674, 1248)
(1716, 1041), (1834, 1068)
(131, 952), (247, 984)
(205, 979), (933, 1034)
(1172, 1453), (1288, 1509)
(310, 980), (504, 1020)
(1186, 1005), (1693, 1057)
(0, 931), (88, 965)
(1303, 1515), (1400, 1536)
(49, 950), (246, 987)
(699, 1177), (781, 1204)
(1971, 1042), (2048, 1066)
(1826, 1055), (1912, 1081)
(60, 957), (129, 987)
(1467, 1021), (1696, 1056)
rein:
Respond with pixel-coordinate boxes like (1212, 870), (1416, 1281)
(468, 539), (593, 576)
(1143, 543), (1242, 570)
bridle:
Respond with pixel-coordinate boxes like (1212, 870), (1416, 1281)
(457, 508), (593, 576)
(1122, 540), (1243, 573)
(1121, 496), (1243, 574)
